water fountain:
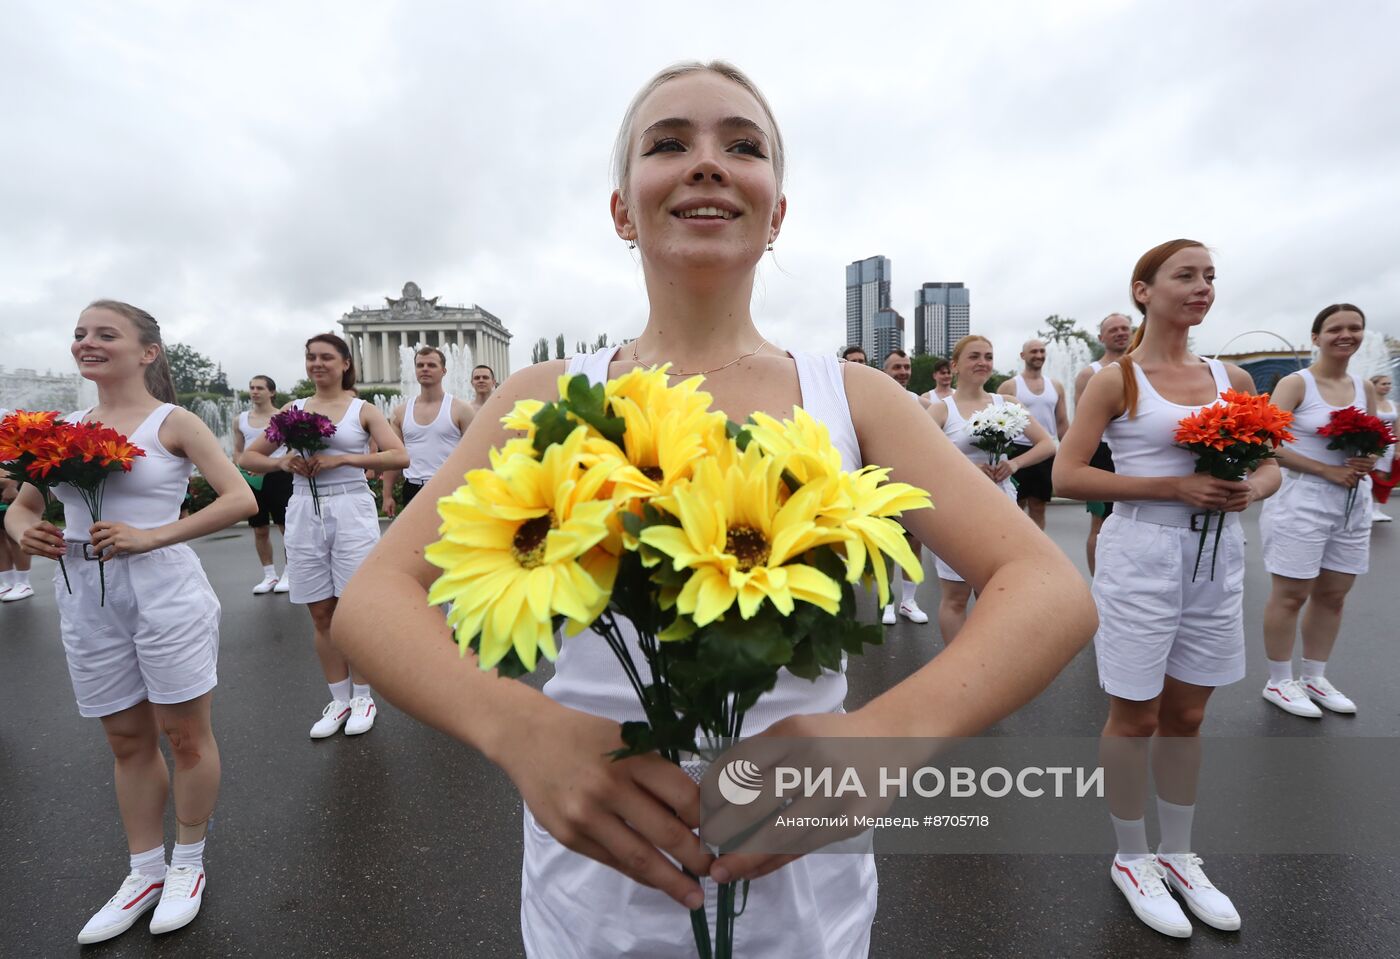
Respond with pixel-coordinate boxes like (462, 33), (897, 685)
(1044, 338), (1093, 420)
(189, 396), (241, 457)
(1351, 328), (1395, 381)
(396, 342), (477, 407)
(0, 366), (84, 414)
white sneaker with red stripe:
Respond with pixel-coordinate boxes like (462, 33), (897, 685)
(76, 871), (165, 944)
(344, 695), (377, 735)
(898, 600), (929, 624)
(1262, 679), (1323, 718)
(1157, 852), (1241, 931)
(309, 699), (351, 738)
(1301, 676), (1357, 714)
(1109, 855), (1192, 938)
(149, 864), (206, 935)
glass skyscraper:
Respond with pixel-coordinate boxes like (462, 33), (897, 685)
(914, 282), (971, 357)
(845, 255), (891, 364)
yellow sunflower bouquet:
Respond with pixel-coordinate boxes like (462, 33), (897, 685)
(425, 367), (930, 958)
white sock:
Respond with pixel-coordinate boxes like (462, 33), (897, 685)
(1, 570), (14, 587)
(1300, 658), (1327, 680)
(1267, 659), (1293, 685)
(262, 564), (277, 579)
(351, 683), (372, 701)
(901, 577), (918, 606)
(130, 845), (167, 880)
(1111, 814), (1150, 861)
(14, 569), (28, 587)
(329, 678), (352, 703)
(1156, 798), (1195, 854)
(171, 838), (205, 871)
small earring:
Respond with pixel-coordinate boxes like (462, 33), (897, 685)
(766, 242), (774, 252)
(627, 240), (636, 250)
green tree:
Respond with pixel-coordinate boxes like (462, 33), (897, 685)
(166, 342), (217, 393)
(291, 378), (317, 398)
(1038, 314), (1104, 360)
(555, 334), (566, 360)
(531, 337), (550, 364)
(909, 354), (938, 395)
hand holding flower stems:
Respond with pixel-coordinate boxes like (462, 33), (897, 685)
(1175, 389), (1295, 580)
(967, 402), (1031, 476)
(265, 408), (337, 515)
(425, 368), (931, 959)
(1316, 406), (1396, 520)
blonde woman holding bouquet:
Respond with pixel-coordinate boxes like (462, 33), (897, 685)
(239, 333), (407, 739)
(1258, 305), (1382, 718)
(1056, 240), (1281, 939)
(926, 334), (1054, 642)
(1372, 373), (1396, 520)
(4, 300), (255, 943)
(332, 62), (1094, 958)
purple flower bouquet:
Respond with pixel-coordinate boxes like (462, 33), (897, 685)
(266, 408), (337, 516)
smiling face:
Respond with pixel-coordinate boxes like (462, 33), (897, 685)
(952, 339), (995, 387)
(934, 364), (953, 388)
(1133, 247), (1215, 327)
(883, 352), (911, 387)
(1374, 375), (1392, 399)
(1021, 339), (1046, 371)
(471, 366), (496, 395)
(1313, 310), (1365, 358)
(1099, 314), (1133, 353)
(611, 70), (785, 274)
(305, 339), (350, 389)
(71, 307), (157, 384)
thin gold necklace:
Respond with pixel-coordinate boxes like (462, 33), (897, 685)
(629, 339), (771, 377)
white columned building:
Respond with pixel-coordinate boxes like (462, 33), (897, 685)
(338, 282), (513, 392)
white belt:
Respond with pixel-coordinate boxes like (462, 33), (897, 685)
(294, 480), (370, 498)
(1116, 503), (1239, 531)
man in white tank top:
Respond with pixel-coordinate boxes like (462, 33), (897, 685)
(381, 347), (474, 517)
(470, 364), (498, 413)
(998, 338), (1068, 529)
(1074, 314), (1134, 572)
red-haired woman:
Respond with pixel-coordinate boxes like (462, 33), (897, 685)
(240, 333), (407, 738)
(1258, 306), (1381, 717)
(6, 301), (255, 943)
(1057, 241), (1280, 939)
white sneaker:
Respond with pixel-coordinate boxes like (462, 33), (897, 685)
(149, 864), (206, 935)
(344, 695), (377, 735)
(1372, 510), (1391, 523)
(0, 583), (10, 600)
(1262, 679), (1323, 718)
(76, 871), (165, 944)
(1, 583), (34, 602)
(310, 699), (351, 738)
(1157, 852), (1241, 931)
(881, 604), (897, 625)
(898, 600), (929, 624)
(1110, 856), (1192, 938)
(251, 574), (278, 595)
(1301, 676), (1357, 714)
(273, 572), (291, 593)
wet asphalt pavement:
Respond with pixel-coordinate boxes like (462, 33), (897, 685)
(1, 504), (1396, 958)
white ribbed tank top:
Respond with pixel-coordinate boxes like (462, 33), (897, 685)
(1105, 358), (1231, 511)
(237, 410), (286, 458)
(542, 346), (862, 734)
(290, 397), (369, 490)
(402, 393), (463, 482)
(941, 393), (1016, 499)
(55, 404), (191, 542)
(1284, 369), (1367, 468)
(1012, 373), (1059, 442)
(1376, 400), (1396, 472)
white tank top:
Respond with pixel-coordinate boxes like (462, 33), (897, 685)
(55, 404), (191, 543)
(1376, 400), (1396, 471)
(1013, 373), (1059, 441)
(237, 410), (286, 458)
(1105, 358), (1232, 511)
(402, 393), (463, 483)
(1284, 369), (1367, 469)
(290, 397), (369, 490)
(941, 393), (1016, 499)
(543, 346), (861, 734)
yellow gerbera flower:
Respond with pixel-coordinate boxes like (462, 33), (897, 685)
(426, 426), (622, 671)
(640, 445), (842, 627)
(818, 466), (931, 605)
(601, 366), (729, 498)
(744, 407), (845, 486)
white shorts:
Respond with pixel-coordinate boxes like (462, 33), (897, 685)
(1091, 511), (1246, 701)
(55, 543), (220, 718)
(936, 479), (1016, 583)
(285, 486), (381, 604)
(520, 804), (876, 958)
(1260, 472), (1371, 579)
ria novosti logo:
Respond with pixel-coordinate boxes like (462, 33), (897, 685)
(716, 759), (765, 806)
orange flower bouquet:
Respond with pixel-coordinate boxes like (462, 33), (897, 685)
(1174, 389), (1294, 580)
(0, 410), (145, 604)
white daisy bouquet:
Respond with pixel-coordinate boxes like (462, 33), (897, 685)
(424, 366), (931, 958)
(967, 401), (1031, 466)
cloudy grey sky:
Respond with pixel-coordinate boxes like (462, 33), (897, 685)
(3, 0), (1397, 393)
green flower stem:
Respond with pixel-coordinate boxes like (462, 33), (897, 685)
(42, 489), (72, 594)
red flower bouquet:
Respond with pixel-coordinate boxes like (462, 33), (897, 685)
(1316, 406), (1397, 521)
(0, 410), (73, 591)
(1175, 389), (1295, 580)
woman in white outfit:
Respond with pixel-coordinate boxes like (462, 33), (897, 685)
(1258, 305), (1381, 718)
(927, 334), (1054, 642)
(239, 333), (407, 739)
(331, 61), (1095, 958)
(1056, 240), (1281, 940)
(233, 375), (293, 594)
(1369, 373), (1395, 521)
(5, 300), (255, 944)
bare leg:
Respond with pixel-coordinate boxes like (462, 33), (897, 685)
(1100, 695), (1160, 822)
(1262, 573), (1313, 662)
(937, 578), (972, 644)
(1086, 513), (1104, 575)
(100, 701), (169, 853)
(309, 597), (369, 685)
(1300, 568), (1357, 662)
(1152, 678), (1214, 807)
(253, 525), (273, 567)
(1026, 497), (1048, 531)
(153, 693), (220, 844)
